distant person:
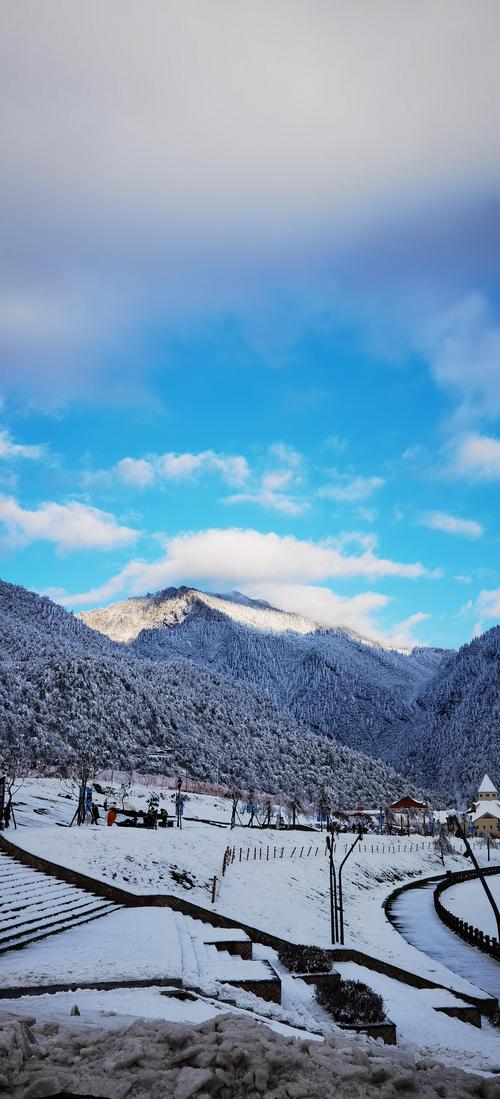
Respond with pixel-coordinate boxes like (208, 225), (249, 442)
(107, 806), (117, 827)
(159, 809), (168, 828)
(91, 803), (100, 825)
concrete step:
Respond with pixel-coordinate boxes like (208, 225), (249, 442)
(1, 895), (114, 935)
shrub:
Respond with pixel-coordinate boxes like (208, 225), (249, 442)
(277, 943), (332, 973)
(316, 978), (385, 1024)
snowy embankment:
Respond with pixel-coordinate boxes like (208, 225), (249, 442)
(2, 1009), (498, 1099)
(442, 876), (500, 939)
(12, 817), (499, 999)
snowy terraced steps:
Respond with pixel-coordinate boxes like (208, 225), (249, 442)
(0, 852), (121, 954)
(174, 913), (281, 1002)
(0, 870), (281, 1003)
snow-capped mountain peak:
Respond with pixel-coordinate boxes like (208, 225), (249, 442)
(78, 586), (324, 643)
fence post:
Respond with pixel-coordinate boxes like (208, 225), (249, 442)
(211, 876), (217, 904)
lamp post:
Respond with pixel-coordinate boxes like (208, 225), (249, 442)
(338, 833), (362, 944)
(326, 832), (339, 944)
(326, 829), (363, 944)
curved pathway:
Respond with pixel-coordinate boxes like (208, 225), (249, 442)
(389, 879), (500, 1000)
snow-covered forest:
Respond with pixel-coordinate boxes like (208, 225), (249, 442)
(82, 586), (500, 801)
(2, 580), (499, 803)
(0, 580), (417, 804)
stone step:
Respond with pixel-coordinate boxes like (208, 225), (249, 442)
(0, 902), (120, 953)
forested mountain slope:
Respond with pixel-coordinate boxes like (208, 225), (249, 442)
(0, 580), (415, 805)
(3, 579), (498, 803)
(399, 626), (500, 800)
(80, 586), (500, 802)
(82, 587), (446, 761)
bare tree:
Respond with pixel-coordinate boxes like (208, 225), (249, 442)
(286, 791), (302, 828)
(227, 785), (241, 829)
(119, 779), (132, 810)
(59, 737), (101, 826)
(0, 744), (31, 830)
(317, 786), (332, 830)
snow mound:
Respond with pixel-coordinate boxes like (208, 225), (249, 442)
(1, 1009), (494, 1098)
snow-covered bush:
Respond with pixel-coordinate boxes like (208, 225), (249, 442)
(316, 978), (385, 1024)
(277, 943), (332, 973)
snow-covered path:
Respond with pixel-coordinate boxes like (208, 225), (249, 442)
(390, 880), (500, 999)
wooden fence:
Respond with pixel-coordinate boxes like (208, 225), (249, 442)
(220, 839), (436, 876)
(433, 865), (500, 961)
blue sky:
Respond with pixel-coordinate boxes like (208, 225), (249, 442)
(1, 2), (500, 650)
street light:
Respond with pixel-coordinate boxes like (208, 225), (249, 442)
(326, 829), (363, 944)
(326, 832), (339, 944)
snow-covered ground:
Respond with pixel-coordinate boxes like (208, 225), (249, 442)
(4, 777), (500, 1079)
(443, 876), (500, 939)
(336, 961), (500, 1076)
(12, 816), (497, 990)
(1, 908), (183, 988)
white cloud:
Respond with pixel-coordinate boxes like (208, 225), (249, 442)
(318, 475), (385, 503)
(0, 497), (139, 552)
(267, 443), (302, 469)
(449, 433), (500, 481)
(59, 525), (438, 607)
(467, 588), (500, 621)
(255, 579), (430, 650)
(325, 435), (348, 454)
(419, 510), (483, 539)
(223, 471), (308, 516)
(116, 457), (155, 487)
(423, 295), (500, 424)
(159, 450), (250, 487)
(462, 586), (500, 637)
(401, 445), (423, 461)
(3, 5), (500, 396)
(0, 429), (45, 462)
(89, 449), (250, 491)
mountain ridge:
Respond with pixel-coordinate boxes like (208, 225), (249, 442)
(0, 578), (421, 806)
(79, 585), (499, 801)
(2, 578), (498, 802)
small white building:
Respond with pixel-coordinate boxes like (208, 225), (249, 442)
(470, 774), (500, 837)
